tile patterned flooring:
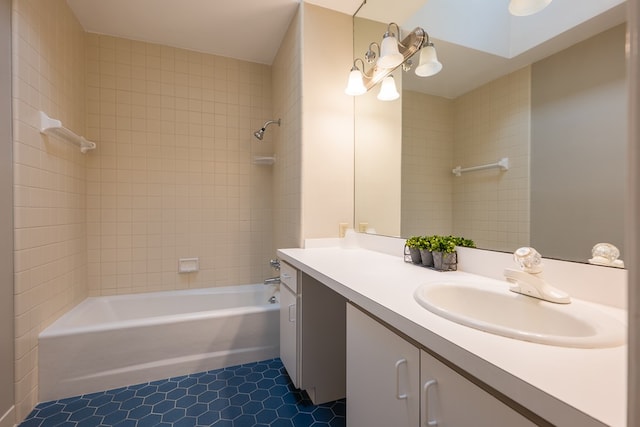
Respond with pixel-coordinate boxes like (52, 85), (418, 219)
(20, 358), (345, 427)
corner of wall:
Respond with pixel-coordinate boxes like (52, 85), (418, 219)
(300, 3), (355, 240)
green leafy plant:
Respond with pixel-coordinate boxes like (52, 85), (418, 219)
(405, 236), (422, 249)
(417, 235), (433, 251)
(453, 236), (476, 248)
(430, 235), (457, 253)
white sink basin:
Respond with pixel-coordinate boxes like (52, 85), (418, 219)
(414, 280), (625, 348)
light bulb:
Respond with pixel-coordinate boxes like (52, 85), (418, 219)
(377, 75), (399, 101)
(378, 33), (404, 69)
(415, 44), (442, 77)
(345, 67), (367, 96)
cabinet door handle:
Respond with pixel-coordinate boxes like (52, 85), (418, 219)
(395, 358), (408, 400)
(281, 273), (291, 280)
(288, 304), (296, 322)
(423, 379), (438, 426)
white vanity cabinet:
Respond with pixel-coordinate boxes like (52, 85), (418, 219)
(420, 350), (537, 427)
(279, 261), (346, 404)
(279, 261), (299, 387)
(347, 303), (420, 427)
(347, 303), (537, 427)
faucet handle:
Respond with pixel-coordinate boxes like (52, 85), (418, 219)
(513, 247), (543, 274)
(270, 258), (280, 270)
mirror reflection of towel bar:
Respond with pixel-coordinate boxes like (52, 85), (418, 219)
(452, 157), (509, 177)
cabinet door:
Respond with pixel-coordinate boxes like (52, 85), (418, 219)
(347, 304), (420, 427)
(420, 350), (537, 427)
(279, 284), (298, 387)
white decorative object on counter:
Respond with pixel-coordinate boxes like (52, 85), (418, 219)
(589, 243), (625, 268)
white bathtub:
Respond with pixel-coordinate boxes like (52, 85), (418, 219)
(38, 284), (279, 401)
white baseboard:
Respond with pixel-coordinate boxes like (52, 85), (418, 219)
(0, 405), (15, 427)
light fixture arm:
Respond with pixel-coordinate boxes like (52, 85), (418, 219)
(384, 22), (402, 45)
(351, 58), (371, 78)
(361, 27), (426, 91)
(365, 42), (380, 63)
(423, 31), (432, 47)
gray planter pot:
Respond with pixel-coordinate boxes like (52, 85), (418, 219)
(407, 247), (422, 264)
(419, 249), (434, 267)
(433, 251), (457, 271)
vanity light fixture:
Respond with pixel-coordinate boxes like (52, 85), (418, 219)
(345, 58), (368, 96)
(378, 23), (405, 69)
(508, 0), (553, 16)
(415, 41), (442, 77)
(345, 24), (441, 97)
(377, 75), (400, 101)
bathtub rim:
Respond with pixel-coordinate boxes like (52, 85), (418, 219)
(39, 283), (279, 339)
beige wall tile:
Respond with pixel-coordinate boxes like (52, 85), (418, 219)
(12, 0), (87, 419)
(86, 36), (275, 295)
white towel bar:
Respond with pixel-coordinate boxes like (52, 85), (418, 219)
(39, 111), (96, 154)
(452, 157), (509, 177)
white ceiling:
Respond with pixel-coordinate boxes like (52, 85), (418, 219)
(66, 0), (363, 65)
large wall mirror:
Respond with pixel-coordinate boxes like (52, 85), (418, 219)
(353, 0), (628, 264)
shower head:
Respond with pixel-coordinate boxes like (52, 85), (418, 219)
(253, 118), (281, 140)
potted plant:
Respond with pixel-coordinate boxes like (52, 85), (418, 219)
(404, 236), (422, 264)
(417, 235), (435, 267)
(431, 235), (458, 271)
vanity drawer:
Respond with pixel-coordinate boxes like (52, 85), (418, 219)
(280, 261), (298, 293)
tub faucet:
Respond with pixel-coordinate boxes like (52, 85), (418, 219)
(264, 276), (281, 285)
(504, 247), (571, 304)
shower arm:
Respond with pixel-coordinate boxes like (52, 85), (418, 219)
(260, 119), (281, 130)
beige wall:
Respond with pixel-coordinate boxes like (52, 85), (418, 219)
(12, 0), (88, 419)
(0, 0), (13, 424)
(84, 35), (275, 295)
(452, 67), (531, 251)
(301, 4), (354, 240)
(401, 91), (454, 237)
(531, 24), (626, 262)
(272, 7), (303, 250)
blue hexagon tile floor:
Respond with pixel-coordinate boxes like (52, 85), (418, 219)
(19, 358), (345, 426)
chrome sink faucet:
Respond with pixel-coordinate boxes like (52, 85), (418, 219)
(504, 247), (571, 304)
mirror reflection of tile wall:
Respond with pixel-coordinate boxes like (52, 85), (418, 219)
(401, 67), (530, 252)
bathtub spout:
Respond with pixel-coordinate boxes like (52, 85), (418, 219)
(264, 276), (281, 285)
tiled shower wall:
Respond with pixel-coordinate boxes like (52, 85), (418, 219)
(401, 66), (530, 251)
(272, 7), (302, 250)
(84, 35), (275, 295)
(12, 0), (87, 419)
(452, 67), (530, 251)
(401, 91), (454, 237)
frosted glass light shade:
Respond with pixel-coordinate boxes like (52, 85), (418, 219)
(508, 0), (552, 16)
(377, 75), (399, 101)
(378, 34), (404, 69)
(415, 45), (442, 77)
(345, 68), (367, 96)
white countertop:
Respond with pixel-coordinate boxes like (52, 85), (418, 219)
(277, 246), (627, 427)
